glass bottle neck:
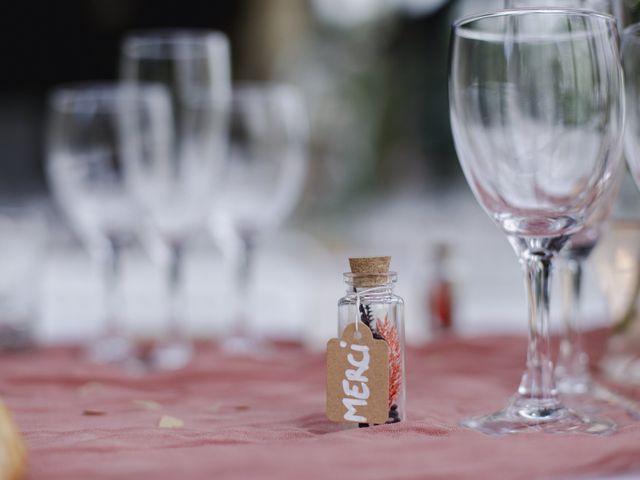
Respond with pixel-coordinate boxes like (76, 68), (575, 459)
(347, 285), (395, 297)
(343, 272), (397, 292)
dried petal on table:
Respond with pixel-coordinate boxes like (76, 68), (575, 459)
(158, 415), (184, 429)
(132, 400), (161, 411)
(78, 382), (104, 396)
(82, 409), (106, 416)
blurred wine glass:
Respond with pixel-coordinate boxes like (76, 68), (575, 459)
(450, 9), (624, 434)
(624, 23), (640, 186)
(595, 219), (640, 386)
(0, 203), (45, 351)
(46, 84), (171, 363)
(603, 22), (640, 387)
(552, 171), (640, 420)
(555, 184), (619, 397)
(120, 30), (230, 369)
(218, 84), (308, 353)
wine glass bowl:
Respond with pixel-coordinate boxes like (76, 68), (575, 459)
(451, 15), (621, 243)
(48, 86), (140, 246)
(121, 31), (230, 241)
(222, 84), (308, 238)
(449, 9), (624, 434)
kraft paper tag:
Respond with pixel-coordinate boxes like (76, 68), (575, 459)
(326, 322), (389, 424)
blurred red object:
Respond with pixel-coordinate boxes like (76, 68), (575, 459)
(427, 243), (454, 335)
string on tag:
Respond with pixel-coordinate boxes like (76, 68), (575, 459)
(354, 286), (389, 336)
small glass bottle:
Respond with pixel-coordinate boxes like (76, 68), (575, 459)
(338, 257), (406, 425)
(427, 243), (454, 336)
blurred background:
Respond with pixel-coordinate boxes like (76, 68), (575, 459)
(2, 0), (640, 350)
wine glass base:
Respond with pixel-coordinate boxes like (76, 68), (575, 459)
(556, 374), (591, 396)
(461, 396), (616, 436)
(559, 379), (640, 420)
(87, 334), (134, 364)
(150, 340), (193, 370)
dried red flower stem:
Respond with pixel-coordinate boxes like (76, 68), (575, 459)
(376, 315), (401, 407)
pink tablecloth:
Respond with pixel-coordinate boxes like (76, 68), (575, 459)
(2, 332), (640, 480)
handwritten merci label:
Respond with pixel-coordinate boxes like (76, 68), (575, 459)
(326, 322), (389, 424)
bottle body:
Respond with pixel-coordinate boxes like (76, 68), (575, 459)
(427, 243), (455, 336)
(338, 280), (406, 424)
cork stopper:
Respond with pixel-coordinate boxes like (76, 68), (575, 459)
(348, 256), (391, 287)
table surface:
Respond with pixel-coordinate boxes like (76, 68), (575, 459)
(2, 332), (640, 480)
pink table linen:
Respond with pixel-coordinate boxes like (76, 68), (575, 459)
(2, 332), (640, 480)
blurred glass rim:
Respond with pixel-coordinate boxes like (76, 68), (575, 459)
(622, 22), (640, 43)
(233, 82), (310, 141)
(48, 82), (170, 114)
(121, 29), (230, 60)
(452, 8), (618, 43)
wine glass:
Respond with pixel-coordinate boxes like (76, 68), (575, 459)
(218, 84), (308, 352)
(623, 24), (640, 189)
(120, 30), (231, 369)
(595, 219), (640, 387)
(553, 171), (640, 419)
(504, 0), (640, 418)
(555, 195), (618, 397)
(618, 22), (640, 382)
(449, 9), (624, 434)
(46, 83), (172, 363)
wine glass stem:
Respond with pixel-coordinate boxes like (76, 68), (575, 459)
(167, 241), (186, 340)
(235, 234), (255, 336)
(557, 257), (590, 386)
(518, 251), (558, 403)
(101, 238), (123, 338)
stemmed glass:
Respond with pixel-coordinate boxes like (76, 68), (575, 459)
(622, 23), (640, 336)
(120, 30), (231, 369)
(218, 84), (308, 352)
(553, 172), (640, 417)
(449, 9), (624, 434)
(594, 218), (640, 386)
(46, 84), (172, 363)
(555, 183), (618, 395)
(505, 0), (640, 419)
(596, 23), (640, 390)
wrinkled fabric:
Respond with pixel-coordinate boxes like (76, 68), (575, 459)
(1, 332), (640, 480)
